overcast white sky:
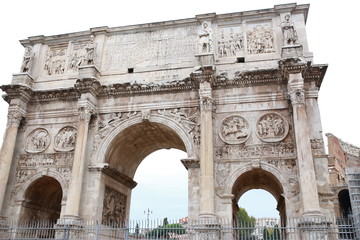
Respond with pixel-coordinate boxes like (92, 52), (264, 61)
(0, 0), (359, 221)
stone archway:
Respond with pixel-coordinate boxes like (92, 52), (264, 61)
(231, 168), (287, 226)
(338, 189), (352, 219)
(20, 176), (63, 223)
(98, 119), (192, 223)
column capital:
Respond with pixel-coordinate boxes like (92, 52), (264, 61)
(289, 89), (305, 106)
(78, 105), (94, 122)
(199, 79), (214, 112)
(7, 107), (25, 127)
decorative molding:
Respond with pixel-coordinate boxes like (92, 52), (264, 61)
(181, 158), (200, 169)
(101, 164), (137, 189)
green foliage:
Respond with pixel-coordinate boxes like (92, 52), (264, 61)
(263, 224), (281, 240)
(236, 207), (256, 240)
(146, 222), (185, 239)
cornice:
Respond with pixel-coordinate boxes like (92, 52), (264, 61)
(0, 84), (33, 104)
(101, 164), (137, 189)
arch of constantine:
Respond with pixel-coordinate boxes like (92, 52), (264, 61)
(0, 3), (359, 234)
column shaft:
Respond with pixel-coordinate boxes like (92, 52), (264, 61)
(63, 108), (91, 218)
(198, 82), (215, 218)
(288, 72), (321, 216)
(0, 111), (22, 216)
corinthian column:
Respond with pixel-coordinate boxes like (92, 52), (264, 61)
(63, 106), (93, 219)
(288, 72), (321, 216)
(198, 80), (216, 218)
(0, 108), (24, 217)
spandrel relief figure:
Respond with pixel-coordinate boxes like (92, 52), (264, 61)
(256, 113), (289, 142)
(199, 21), (212, 53)
(219, 115), (250, 144)
(281, 14), (298, 45)
(54, 126), (77, 151)
(25, 128), (50, 153)
(20, 46), (34, 73)
(85, 35), (96, 65)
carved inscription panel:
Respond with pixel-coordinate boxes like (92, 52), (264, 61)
(103, 27), (198, 71)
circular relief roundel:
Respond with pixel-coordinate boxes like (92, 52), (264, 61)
(25, 128), (50, 153)
(54, 126), (77, 151)
(219, 115), (251, 144)
(256, 112), (289, 142)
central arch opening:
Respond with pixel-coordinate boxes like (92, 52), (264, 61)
(103, 121), (189, 223)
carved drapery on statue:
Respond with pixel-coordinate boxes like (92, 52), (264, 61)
(102, 186), (127, 224)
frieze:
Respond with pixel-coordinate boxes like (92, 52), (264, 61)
(219, 115), (250, 144)
(102, 186), (127, 224)
(215, 142), (295, 160)
(54, 126), (77, 152)
(18, 152), (74, 167)
(256, 113), (289, 142)
(25, 128), (50, 153)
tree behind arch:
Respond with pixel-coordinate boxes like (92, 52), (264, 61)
(236, 207), (256, 239)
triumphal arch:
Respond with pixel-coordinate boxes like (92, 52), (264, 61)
(0, 3), (336, 226)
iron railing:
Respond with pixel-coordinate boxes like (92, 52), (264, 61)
(0, 217), (356, 240)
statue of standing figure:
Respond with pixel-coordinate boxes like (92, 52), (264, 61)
(199, 21), (212, 53)
(281, 14), (298, 45)
(20, 46), (34, 73)
(85, 35), (96, 65)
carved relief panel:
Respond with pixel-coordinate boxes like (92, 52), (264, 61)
(68, 42), (87, 70)
(217, 26), (244, 58)
(12, 152), (74, 197)
(44, 45), (68, 75)
(219, 115), (250, 144)
(102, 186), (127, 224)
(54, 126), (77, 152)
(25, 128), (50, 153)
(246, 22), (276, 54)
(256, 113), (289, 142)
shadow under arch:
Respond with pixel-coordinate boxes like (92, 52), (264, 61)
(20, 176), (63, 223)
(227, 162), (288, 226)
(96, 114), (195, 177)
